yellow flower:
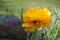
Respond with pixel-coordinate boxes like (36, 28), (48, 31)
(22, 7), (51, 32)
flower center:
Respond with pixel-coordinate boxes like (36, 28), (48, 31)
(33, 21), (37, 23)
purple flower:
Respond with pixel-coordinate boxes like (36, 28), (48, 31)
(6, 17), (17, 27)
(2, 25), (9, 32)
(0, 16), (6, 24)
(19, 26), (27, 36)
(1, 15), (27, 39)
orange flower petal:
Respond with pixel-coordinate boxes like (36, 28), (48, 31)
(43, 8), (51, 16)
(36, 7), (41, 13)
(25, 26), (35, 32)
(26, 8), (35, 14)
(22, 23), (33, 27)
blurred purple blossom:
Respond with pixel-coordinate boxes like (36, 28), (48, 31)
(2, 25), (9, 32)
(0, 16), (6, 24)
(0, 15), (27, 37)
(6, 17), (17, 27)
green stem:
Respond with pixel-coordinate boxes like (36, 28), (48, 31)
(27, 36), (29, 40)
(21, 8), (23, 23)
(27, 33), (29, 40)
(34, 30), (37, 40)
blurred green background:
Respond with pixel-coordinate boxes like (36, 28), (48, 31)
(0, 0), (60, 17)
(0, 0), (60, 40)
